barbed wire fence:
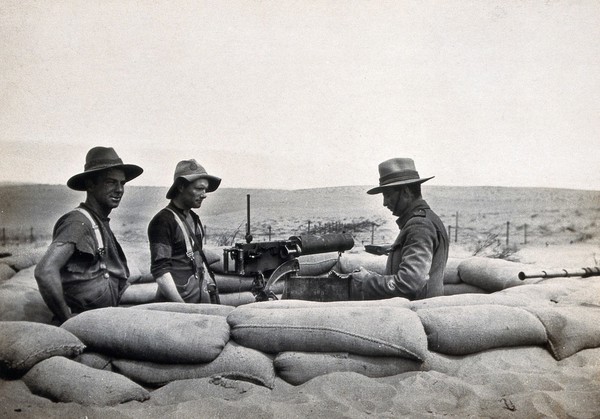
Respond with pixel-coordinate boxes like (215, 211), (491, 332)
(2, 209), (595, 252)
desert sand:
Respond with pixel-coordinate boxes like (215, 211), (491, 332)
(1, 243), (599, 419)
(1, 185), (599, 418)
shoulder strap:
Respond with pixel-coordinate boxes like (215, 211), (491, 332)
(165, 206), (220, 304)
(165, 207), (195, 260)
(74, 207), (105, 256)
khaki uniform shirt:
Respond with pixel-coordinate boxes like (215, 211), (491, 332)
(360, 198), (449, 300)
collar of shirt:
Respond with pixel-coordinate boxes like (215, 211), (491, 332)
(79, 202), (110, 222)
(395, 198), (430, 229)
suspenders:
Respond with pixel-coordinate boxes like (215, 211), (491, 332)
(74, 207), (107, 273)
(165, 207), (220, 304)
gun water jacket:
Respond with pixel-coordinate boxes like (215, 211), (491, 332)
(360, 198), (449, 300)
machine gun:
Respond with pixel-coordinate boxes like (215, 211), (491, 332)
(518, 266), (600, 280)
(222, 194), (355, 301)
(223, 233), (354, 301)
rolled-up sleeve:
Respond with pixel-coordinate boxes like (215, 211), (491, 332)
(148, 212), (174, 279)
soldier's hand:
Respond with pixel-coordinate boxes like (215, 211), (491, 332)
(350, 266), (370, 283)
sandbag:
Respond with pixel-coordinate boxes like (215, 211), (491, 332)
(297, 253), (340, 276)
(443, 283), (487, 296)
(23, 356), (149, 406)
(243, 297), (410, 310)
(0, 282), (54, 323)
(0, 247), (46, 271)
(133, 302), (236, 317)
(274, 351), (422, 385)
(335, 252), (386, 274)
(496, 278), (591, 303)
(74, 351), (114, 371)
(218, 291), (257, 307)
(525, 305), (600, 360)
(458, 257), (536, 292)
(443, 258), (463, 285)
(61, 307), (230, 363)
(119, 282), (158, 304)
(227, 305), (428, 360)
(6, 265), (38, 289)
(554, 279), (600, 306)
(0, 321), (85, 372)
(112, 341), (276, 389)
(0, 263), (16, 282)
(409, 292), (547, 311)
(417, 305), (548, 356)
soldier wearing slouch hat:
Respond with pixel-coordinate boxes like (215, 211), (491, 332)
(35, 147), (143, 322)
(352, 158), (449, 300)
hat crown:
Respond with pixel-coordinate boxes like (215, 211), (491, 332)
(84, 147), (124, 171)
(378, 158), (420, 184)
(173, 159), (208, 181)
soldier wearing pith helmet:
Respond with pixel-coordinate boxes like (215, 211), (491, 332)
(351, 158), (449, 300)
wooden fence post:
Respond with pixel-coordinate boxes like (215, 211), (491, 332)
(454, 211), (459, 243)
(506, 221), (510, 246)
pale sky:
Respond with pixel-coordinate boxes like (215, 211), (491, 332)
(1, 0), (599, 190)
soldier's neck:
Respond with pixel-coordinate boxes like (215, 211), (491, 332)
(171, 199), (191, 217)
(84, 198), (112, 219)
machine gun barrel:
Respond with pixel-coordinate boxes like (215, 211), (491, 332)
(291, 233), (354, 256)
(518, 266), (600, 280)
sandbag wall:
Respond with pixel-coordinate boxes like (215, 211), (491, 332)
(2, 252), (600, 407)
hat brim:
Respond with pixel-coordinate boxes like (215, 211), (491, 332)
(67, 164), (144, 191)
(166, 174), (221, 199)
(366, 176), (434, 195)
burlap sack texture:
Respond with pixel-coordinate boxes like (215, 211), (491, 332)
(442, 283), (486, 295)
(274, 351), (422, 385)
(240, 297), (411, 310)
(23, 356), (150, 406)
(0, 263), (16, 282)
(417, 305), (548, 356)
(74, 351), (114, 371)
(227, 304), (428, 360)
(0, 265), (55, 323)
(0, 321), (85, 372)
(134, 301), (236, 317)
(525, 305), (600, 360)
(61, 307), (230, 363)
(112, 341), (276, 389)
(458, 257), (538, 292)
(409, 292), (551, 311)
(0, 247), (46, 272)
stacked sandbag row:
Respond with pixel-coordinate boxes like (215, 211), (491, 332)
(410, 274), (600, 361)
(0, 266), (55, 323)
(0, 321), (149, 406)
(61, 305), (277, 390)
(226, 298), (429, 385)
(0, 247), (61, 323)
(5, 277), (600, 404)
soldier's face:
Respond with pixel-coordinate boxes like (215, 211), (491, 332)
(383, 187), (408, 217)
(88, 169), (127, 211)
(179, 178), (209, 209)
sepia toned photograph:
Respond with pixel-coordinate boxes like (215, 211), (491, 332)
(1, 1), (599, 417)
